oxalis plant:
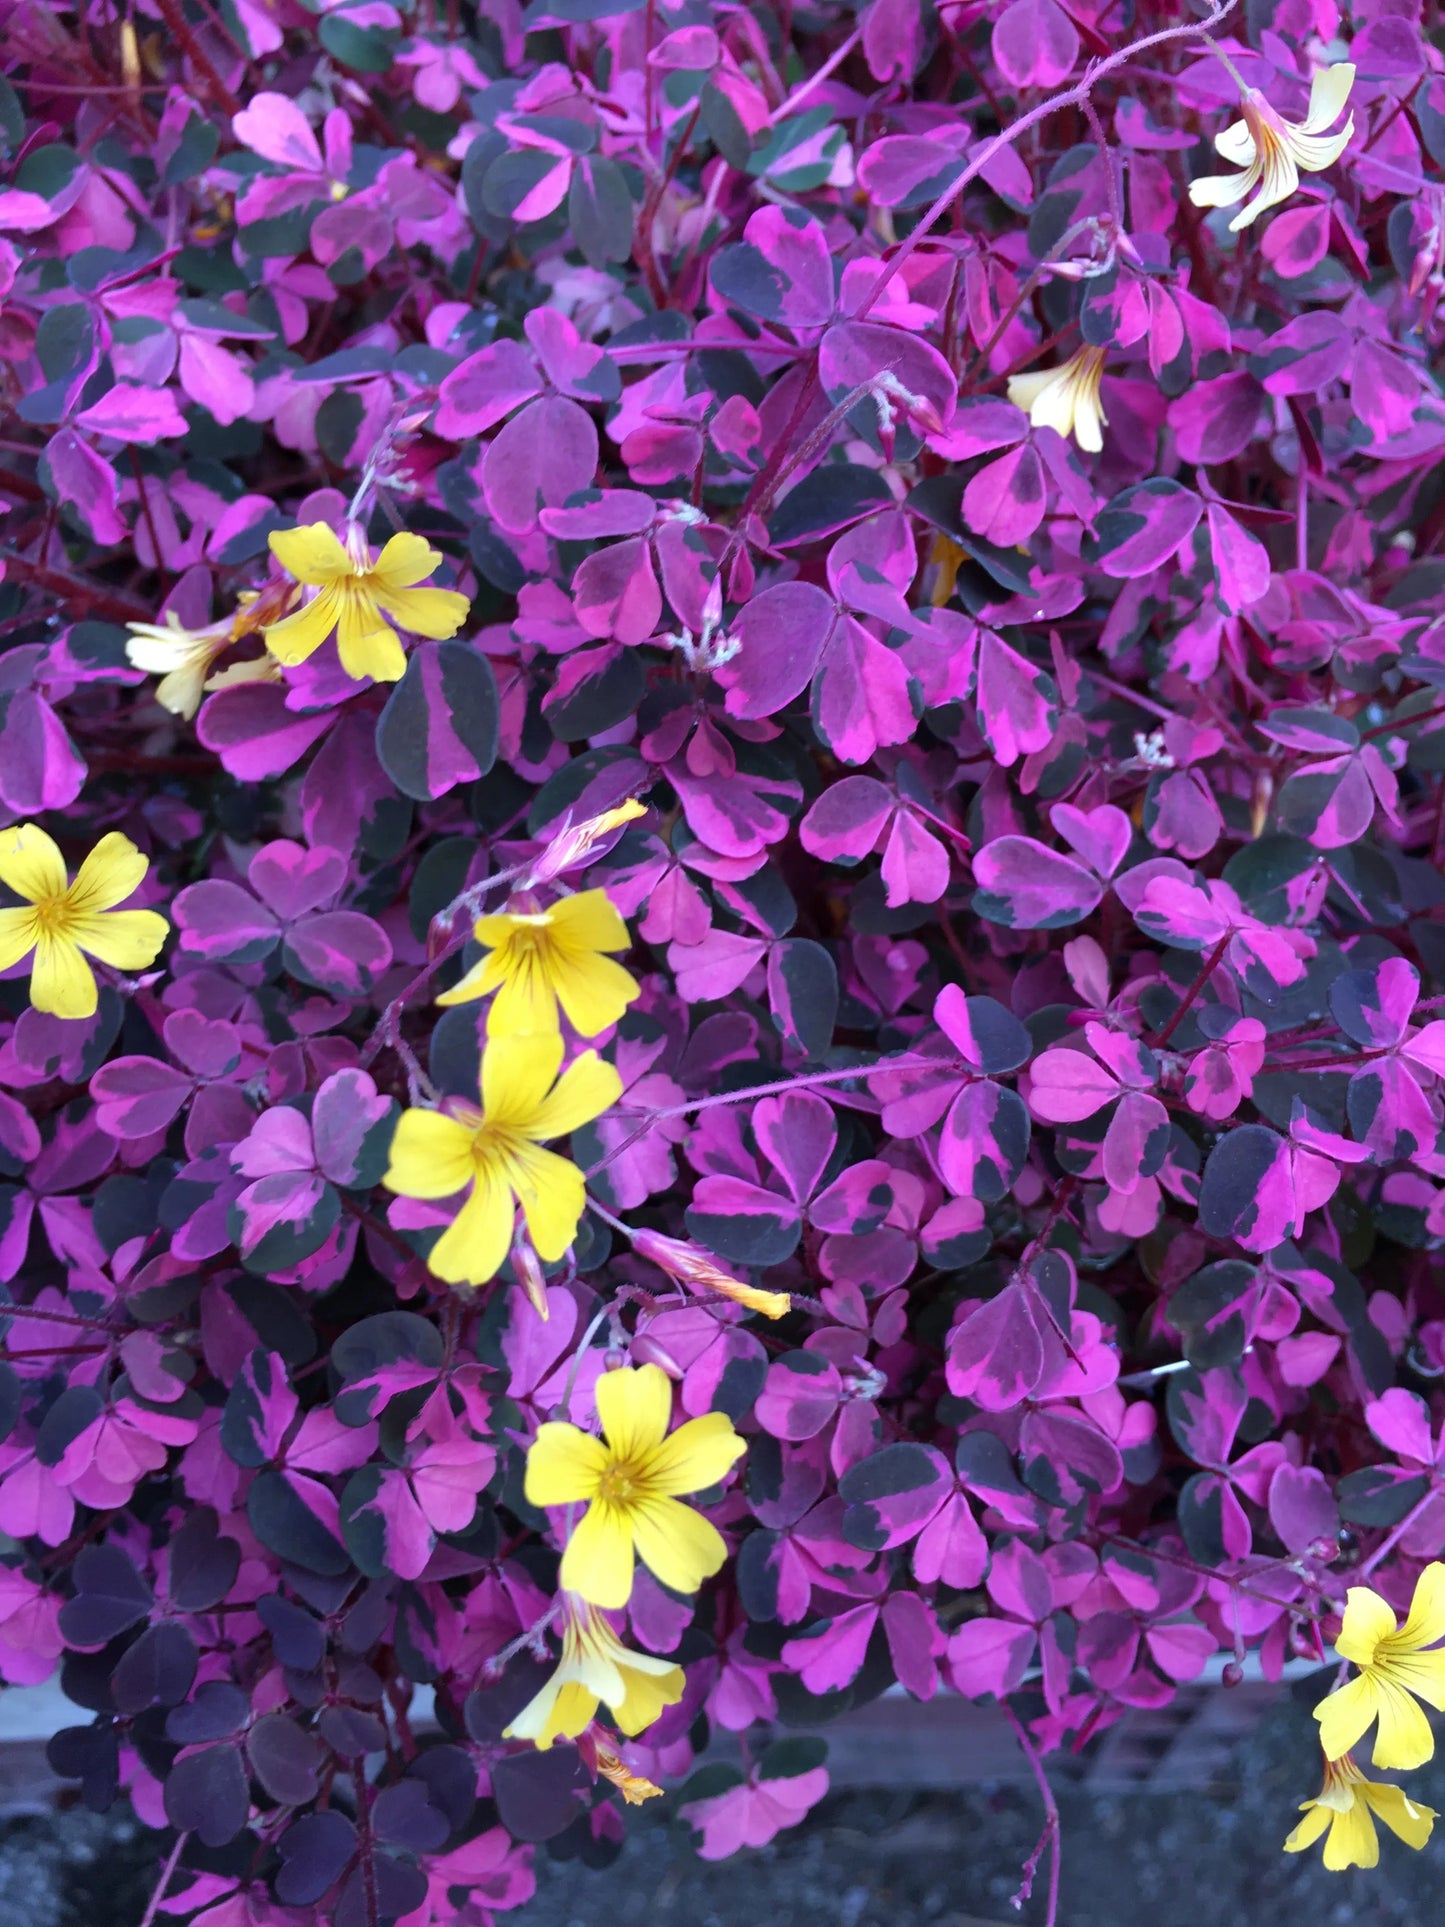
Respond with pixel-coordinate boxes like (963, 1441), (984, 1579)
(5, 0), (1445, 1918)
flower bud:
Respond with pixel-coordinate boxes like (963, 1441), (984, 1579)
(631, 1228), (791, 1320)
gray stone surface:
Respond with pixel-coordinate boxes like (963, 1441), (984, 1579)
(3, 1682), (1443, 1925)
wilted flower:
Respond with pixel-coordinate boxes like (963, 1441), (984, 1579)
(1007, 345), (1108, 453)
(631, 1227), (791, 1320)
(382, 1034), (620, 1287)
(1315, 1563), (1445, 1770)
(1284, 1750), (1436, 1870)
(593, 1741), (664, 1804)
(0, 825), (168, 1020)
(525, 1362), (746, 1608)
(264, 523), (470, 683)
(1189, 63), (1355, 231)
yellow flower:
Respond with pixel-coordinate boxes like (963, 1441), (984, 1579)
(436, 889), (639, 1039)
(1315, 1563), (1445, 1770)
(593, 1741), (664, 1804)
(382, 1032), (620, 1288)
(264, 523), (470, 684)
(1189, 63), (1355, 232)
(1007, 346), (1108, 454)
(0, 824), (168, 1021)
(502, 1596), (684, 1750)
(525, 1362), (746, 1609)
(632, 1228), (791, 1320)
(1284, 1750), (1436, 1870)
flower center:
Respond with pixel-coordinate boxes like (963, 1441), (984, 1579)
(598, 1461), (643, 1506)
(31, 893), (69, 935)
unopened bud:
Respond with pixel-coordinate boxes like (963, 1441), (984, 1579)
(1221, 1661), (1244, 1688)
(632, 1228), (791, 1320)
(523, 797), (646, 888)
(511, 1240), (550, 1321)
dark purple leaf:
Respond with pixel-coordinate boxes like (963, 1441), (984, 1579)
(164, 1743), (250, 1847)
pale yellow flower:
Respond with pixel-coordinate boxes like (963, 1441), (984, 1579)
(1284, 1750), (1436, 1871)
(0, 824), (168, 1020)
(1190, 63), (1355, 232)
(1007, 346), (1108, 454)
(125, 583), (293, 719)
(264, 523), (470, 683)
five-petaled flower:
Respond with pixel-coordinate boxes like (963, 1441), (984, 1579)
(1189, 63), (1355, 232)
(1315, 1564), (1445, 1770)
(382, 1033), (620, 1287)
(525, 1362), (746, 1608)
(0, 824), (168, 1021)
(1007, 345), (1108, 453)
(125, 581), (294, 719)
(503, 1595), (685, 1749)
(1284, 1750), (1436, 1870)
(264, 522), (470, 684)
(436, 888), (640, 1037)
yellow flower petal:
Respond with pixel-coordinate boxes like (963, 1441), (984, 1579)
(269, 523), (352, 585)
(1189, 169), (1256, 210)
(1369, 1676), (1437, 1771)
(1362, 1781), (1437, 1852)
(1385, 1649), (1445, 1711)
(0, 905), (39, 971)
(66, 831), (148, 915)
(0, 823), (66, 905)
(1398, 1563), (1445, 1652)
(383, 1109), (478, 1199)
(426, 1169), (515, 1287)
(649, 1411), (746, 1497)
(502, 1672), (574, 1747)
(548, 890), (631, 952)
(481, 1032), (565, 1129)
(525, 1049), (622, 1140)
(68, 909), (168, 971)
(560, 1499), (636, 1609)
(1302, 62), (1354, 135)
(434, 950), (508, 1010)
(485, 947), (558, 1037)
(1321, 1794), (1379, 1871)
(1336, 1585), (1398, 1667)
(369, 531), (446, 590)
(335, 586), (407, 683)
(631, 1494), (727, 1595)
(263, 583), (343, 665)
(508, 1138), (586, 1262)
(374, 584), (471, 640)
(526, 1423), (610, 1507)
(29, 932), (98, 1020)
(1315, 1672), (1378, 1762)
(613, 1654), (685, 1735)
(547, 950), (640, 1037)
(1282, 1802), (1333, 1856)
(1213, 118), (1257, 164)
(595, 1364), (673, 1462)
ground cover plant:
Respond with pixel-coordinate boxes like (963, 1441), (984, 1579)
(5, 0), (1445, 1917)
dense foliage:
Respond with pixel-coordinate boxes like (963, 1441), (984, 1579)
(5, 0), (1445, 1914)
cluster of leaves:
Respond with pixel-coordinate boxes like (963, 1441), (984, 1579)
(6, 0), (1445, 1913)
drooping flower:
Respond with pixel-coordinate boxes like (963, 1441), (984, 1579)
(1314, 1564), (1445, 1769)
(1283, 1750), (1436, 1870)
(435, 889), (640, 1038)
(0, 825), (168, 1021)
(525, 1362), (746, 1609)
(264, 523), (470, 683)
(502, 1596), (684, 1749)
(125, 583), (294, 719)
(1189, 63), (1355, 232)
(631, 1228), (792, 1320)
(1006, 346), (1108, 453)
(382, 1034), (620, 1287)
